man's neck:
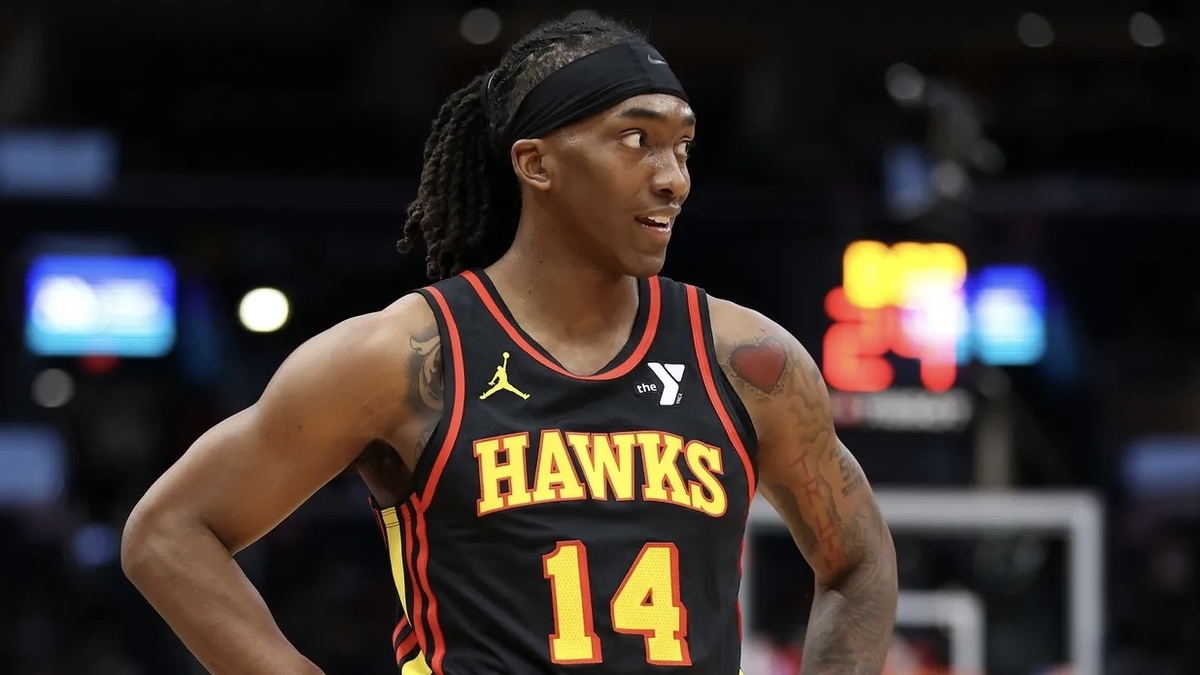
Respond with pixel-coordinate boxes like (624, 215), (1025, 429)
(485, 221), (639, 344)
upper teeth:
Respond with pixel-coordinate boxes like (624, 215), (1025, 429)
(646, 216), (670, 226)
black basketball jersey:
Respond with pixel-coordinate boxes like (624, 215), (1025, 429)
(375, 270), (757, 675)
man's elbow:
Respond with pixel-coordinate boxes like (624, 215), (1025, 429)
(121, 500), (188, 586)
(829, 516), (898, 599)
(838, 515), (900, 617)
(121, 503), (158, 584)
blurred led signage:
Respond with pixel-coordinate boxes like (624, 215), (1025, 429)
(25, 254), (177, 358)
(824, 241), (966, 393)
(823, 242), (1049, 397)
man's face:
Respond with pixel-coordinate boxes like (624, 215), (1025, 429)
(535, 93), (696, 278)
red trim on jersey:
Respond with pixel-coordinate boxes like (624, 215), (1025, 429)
(460, 270), (662, 380)
(685, 285), (756, 647)
(395, 630), (420, 666)
(392, 615), (410, 647)
(396, 636), (420, 666)
(684, 285), (756, 500)
(413, 508), (447, 674)
(395, 285), (464, 673)
(417, 285), (467, 507)
(399, 505), (435, 667)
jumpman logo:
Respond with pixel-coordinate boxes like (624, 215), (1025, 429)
(479, 351), (530, 400)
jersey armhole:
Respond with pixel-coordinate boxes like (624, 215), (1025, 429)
(684, 285), (759, 486)
(408, 285), (467, 513)
(693, 288), (758, 456)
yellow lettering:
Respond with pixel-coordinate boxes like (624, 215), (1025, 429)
(639, 432), (691, 507)
(532, 430), (587, 503)
(474, 429), (733, 518)
(474, 433), (534, 516)
(568, 432), (636, 501)
(684, 441), (728, 517)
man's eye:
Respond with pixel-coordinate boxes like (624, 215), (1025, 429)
(619, 131), (646, 149)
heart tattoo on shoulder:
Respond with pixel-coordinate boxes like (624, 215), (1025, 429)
(727, 336), (788, 396)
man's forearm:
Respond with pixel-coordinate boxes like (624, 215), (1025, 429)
(800, 546), (899, 674)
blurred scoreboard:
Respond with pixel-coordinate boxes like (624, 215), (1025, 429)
(816, 240), (1047, 486)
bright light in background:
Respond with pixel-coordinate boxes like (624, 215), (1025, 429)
(32, 368), (74, 408)
(460, 8), (502, 45)
(239, 288), (290, 333)
(968, 265), (1047, 366)
(1129, 12), (1165, 47)
(24, 254), (176, 358)
(885, 63), (925, 105)
(899, 280), (967, 350)
(824, 248), (1049, 393)
(1017, 12), (1055, 48)
(826, 241), (967, 393)
(32, 276), (100, 332)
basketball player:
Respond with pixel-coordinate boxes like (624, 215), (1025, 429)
(121, 11), (898, 675)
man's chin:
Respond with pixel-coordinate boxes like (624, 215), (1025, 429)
(623, 251), (668, 279)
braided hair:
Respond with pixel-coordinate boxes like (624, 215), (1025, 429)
(397, 11), (646, 280)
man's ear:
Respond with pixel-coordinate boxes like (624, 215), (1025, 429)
(511, 139), (553, 192)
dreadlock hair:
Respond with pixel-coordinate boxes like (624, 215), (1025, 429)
(397, 11), (647, 280)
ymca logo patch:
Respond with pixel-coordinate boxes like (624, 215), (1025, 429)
(635, 362), (685, 406)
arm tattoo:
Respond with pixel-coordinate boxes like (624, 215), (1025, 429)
(726, 336), (788, 396)
(723, 328), (895, 673)
(407, 330), (444, 459)
(409, 332), (444, 413)
(350, 332), (440, 495)
(801, 505), (895, 674)
(837, 450), (865, 498)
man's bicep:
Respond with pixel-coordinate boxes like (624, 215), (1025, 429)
(136, 312), (414, 553)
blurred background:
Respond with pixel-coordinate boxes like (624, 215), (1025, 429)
(2, 1), (1198, 673)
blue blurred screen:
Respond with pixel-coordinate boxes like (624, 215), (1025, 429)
(25, 254), (177, 357)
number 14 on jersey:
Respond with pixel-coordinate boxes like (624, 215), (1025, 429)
(542, 541), (691, 665)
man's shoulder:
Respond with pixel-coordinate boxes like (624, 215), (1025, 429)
(703, 294), (782, 350)
(294, 292), (441, 381)
(701, 293), (824, 413)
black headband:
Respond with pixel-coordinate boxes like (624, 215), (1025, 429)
(496, 41), (689, 150)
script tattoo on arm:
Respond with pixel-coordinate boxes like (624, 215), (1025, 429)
(408, 330), (444, 458)
(720, 325), (897, 674)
